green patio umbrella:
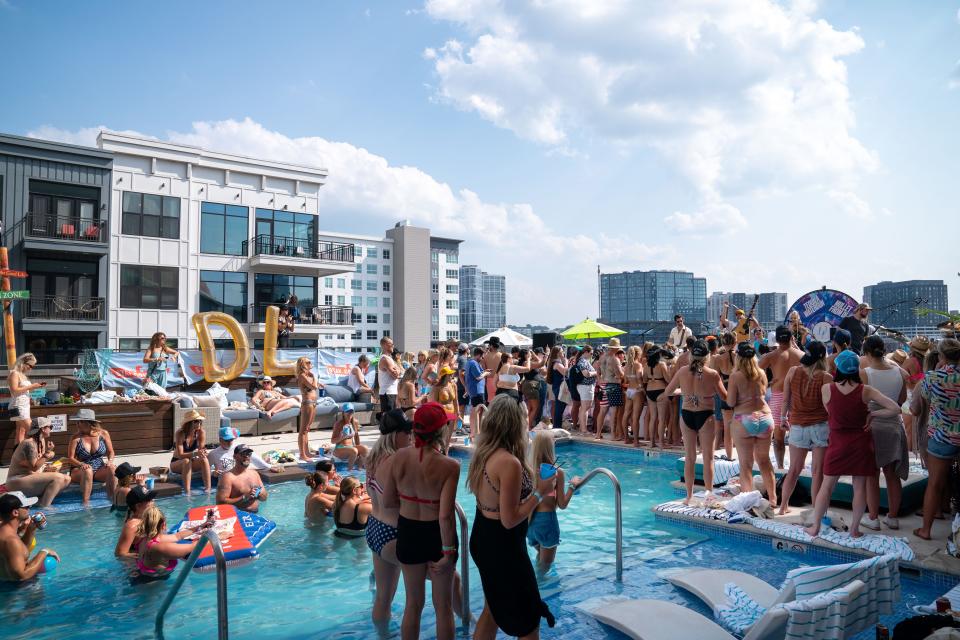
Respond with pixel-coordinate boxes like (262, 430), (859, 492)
(560, 318), (626, 341)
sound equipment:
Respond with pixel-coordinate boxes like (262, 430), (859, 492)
(533, 332), (559, 350)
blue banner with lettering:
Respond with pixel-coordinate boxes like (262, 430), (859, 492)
(95, 350), (186, 390)
(179, 350), (259, 385)
(785, 289), (859, 343)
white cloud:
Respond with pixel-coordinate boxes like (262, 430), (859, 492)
(29, 118), (673, 325)
(423, 0), (878, 230)
(828, 189), (872, 220)
(664, 200), (747, 234)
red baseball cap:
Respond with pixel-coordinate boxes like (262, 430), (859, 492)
(413, 402), (448, 435)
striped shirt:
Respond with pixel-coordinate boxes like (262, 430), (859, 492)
(922, 364), (960, 445)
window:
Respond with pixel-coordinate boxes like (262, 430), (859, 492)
(431, 251), (439, 262)
(352, 312), (362, 323)
(446, 269), (458, 279)
(383, 313), (391, 324)
(353, 330), (362, 340)
(367, 329), (378, 340)
(337, 295), (345, 305)
(367, 247), (378, 258)
(446, 253), (458, 264)
(122, 192), (180, 239)
(446, 315), (458, 324)
(366, 314), (377, 324)
(355, 263), (362, 272)
(336, 278), (345, 289)
(446, 300), (459, 309)
(200, 271), (247, 321)
(382, 265), (391, 276)
(382, 282), (390, 292)
(432, 283), (439, 294)
(351, 295), (362, 306)
(432, 330), (440, 340)
(366, 264), (377, 275)
(255, 208), (316, 254)
(119, 338), (180, 350)
(446, 285), (458, 294)
(446, 331), (459, 340)
(353, 246), (362, 258)
(351, 279), (362, 290)
(431, 267), (438, 278)
(120, 265), (178, 309)
(337, 334), (345, 340)
(383, 297), (390, 308)
(382, 249), (390, 259)
(324, 295), (333, 305)
(200, 202), (248, 255)
(432, 299), (439, 309)
(367, 297), (378, 307)
(324, 277), (334, 288)
(366, 281), (377, 291)
(253, 273), (315, 322)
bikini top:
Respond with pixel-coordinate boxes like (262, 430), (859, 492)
(75, 436), (107, 462)
(137, 537), (178, 575)
(476, 466), (533, 513)
(499, 373), (521, 383)
(180, 435), (199, 454)
(336, 503), (366, 531)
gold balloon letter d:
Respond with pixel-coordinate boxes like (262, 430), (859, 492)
(192, 312), (251, 382)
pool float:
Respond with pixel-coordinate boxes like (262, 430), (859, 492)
(173, 504), (276, 572)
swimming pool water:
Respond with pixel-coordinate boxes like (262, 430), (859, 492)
(0, 443), (945, 639)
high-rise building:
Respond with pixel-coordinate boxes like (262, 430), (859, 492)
(863, 280), (949, 333)
(459, 265), (506, 340)
(707, 291), (788, 329)
(599, 270), (707, 345)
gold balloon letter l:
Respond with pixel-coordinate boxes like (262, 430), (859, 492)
(262, 305), (296, 377)
(192, 311), (251, 383)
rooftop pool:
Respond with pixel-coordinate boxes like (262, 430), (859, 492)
(0, 442), (944, 639)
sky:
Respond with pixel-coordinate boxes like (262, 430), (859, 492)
(1, 0), (958, 327)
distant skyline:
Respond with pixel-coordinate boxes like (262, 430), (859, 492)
(2, 1), (957, 326)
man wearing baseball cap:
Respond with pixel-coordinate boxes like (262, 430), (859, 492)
(0, 491), (59, 581)
(114, 484), (158, 559)
(216, 445), (268, 513)
(839, 302), (872, 354)
(207, 426), (280, 475)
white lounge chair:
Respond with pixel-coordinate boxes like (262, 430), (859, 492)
(586, 580), (865, 640)
(663, 553), (899, 636)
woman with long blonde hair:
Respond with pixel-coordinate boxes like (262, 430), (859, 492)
(135, 505), (204, 577)
(296, 356), (323, 460)
(468, 395), (555, 639)
(622, 345), (645, 446)
(527, 432), (579, 572)
(143, 332), (179, 388)
(727, 342), (776, 505)
(7, 352), (45, 444)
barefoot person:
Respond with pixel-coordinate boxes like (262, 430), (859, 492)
(528, 432), (579, 573)
(169, 410), (211, 495)
(65, 409), (118, 506)
(5, 418), (70, 507)
(0, 492), (59, 582)
(759, 326), (804, 469)
(251, 376), (300, 417)
(7, 353), (45, 444)
(712, 334), (737, 460)
(296, 356), (323, 460)
(143, 332), (179, 388)
(803, 350), (901, 539)
(216, 445), (268, 513)
(622, 345), (645, 445)
(643, 346), (670, 449)
(727, 342), (777, 507)
(331, 404), (369, 470)
(778, 341), (832, 514)
(665, 340), (727, 506)
(596, 339), (625, 441)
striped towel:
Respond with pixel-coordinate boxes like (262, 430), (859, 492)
(785, 554), (901, 636)
(712, 458), (740, 485)
(915, 581), (960, 614)
(653, 501), (731, 521)
(779, 582), (857, 640)
(716, 583), (769, 634)
(744, 517), (915, 561)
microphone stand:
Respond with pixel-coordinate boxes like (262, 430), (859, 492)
(869, 297), (927, 335)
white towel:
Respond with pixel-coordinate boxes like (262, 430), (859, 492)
(745, 517), (915, 561)
(779, 582), (855, 640)
(654, 501), (731, 521)
(724, 490), (762, 513)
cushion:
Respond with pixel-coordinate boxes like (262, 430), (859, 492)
(315, 404), (339, 416)
(226, 388), (248, 404)
(324, 384), (354, 403)
(283, 387), (301, 398)
(178, 396), (196, 409)
(223, 408), (260, 421)
(192, 395), (221, 408)
(351, 402), (374, 412)
(262, 407), (299, 422)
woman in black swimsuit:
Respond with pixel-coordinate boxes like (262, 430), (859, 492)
(468, 394), (556, 639)
(665, 340), (727, 506)
(333, 476), (372, 537)
(713, 333), (737, 459)
(388, 402), (461, 640)
(170, 410), (211, 495)
(643, 347), (670, 448)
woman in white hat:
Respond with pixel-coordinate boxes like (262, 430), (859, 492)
(65, 409), (117, 506)
(170, 409), (211, 495)
(5, 417), (71, 507)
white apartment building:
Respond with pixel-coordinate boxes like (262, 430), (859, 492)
(98, 131), (355, 350)
(431, 237), (462, 344)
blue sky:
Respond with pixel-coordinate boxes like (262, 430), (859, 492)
(2, 0), (958, 326)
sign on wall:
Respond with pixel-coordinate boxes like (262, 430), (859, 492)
(48, 414), (68, 433)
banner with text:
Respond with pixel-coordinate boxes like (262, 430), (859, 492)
(785, 289), (859, 343)
(95, 349), (186, 390)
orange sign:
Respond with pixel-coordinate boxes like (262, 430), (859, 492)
(0, 269), (27, 278)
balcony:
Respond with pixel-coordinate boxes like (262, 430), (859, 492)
(5, 213), (109, 255)
(247, 302), (354, 336)
(242, 235), (355, 277)
(20, 295), (106, 327)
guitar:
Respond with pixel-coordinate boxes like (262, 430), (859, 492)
(736, 295), (760, 342)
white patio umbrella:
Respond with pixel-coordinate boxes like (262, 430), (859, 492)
(469, 326), (533, 347)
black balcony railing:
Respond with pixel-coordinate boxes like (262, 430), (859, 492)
(25, 213), (108, 243)
(250, 302), (353, 326)
(23, 295), (106, 321)
(242, 235), (354, 263)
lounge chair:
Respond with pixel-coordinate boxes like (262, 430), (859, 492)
(663, 553), (899, 636)
(586, 580), (865, 640)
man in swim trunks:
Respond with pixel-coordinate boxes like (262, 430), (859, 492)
(481, 338), (503, 404)
(758, 326), (804, 469)
(0, 492), (59, 582)
(216, 446), (268, 513)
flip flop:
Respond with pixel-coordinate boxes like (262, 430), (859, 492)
(913, 528), (932, 541)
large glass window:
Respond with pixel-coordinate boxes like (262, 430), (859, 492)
(366, 281), (377, 291)
(324, 277), (334, 288)
(255, 208), (316, 254)
(367, 297), (378, 307)
(382, 282), (390, 292)
(446, 269), (458, 279)
(367, 247), (378, 258)
(366, 264), (377, 275)
(351, 295), (362, 307)
(382, 265), (391, 276)
(200, 271), (247, 321)
(351, 279), (362, 290)
(382, 249), (390, 259)
(254, 273), (315, 322)
(122, 192), (180, 239)
(200, 202), (248, 255)
(367, 314), (378, 324)
(383, 297), (390, 308)
(119, 265), (178, 309)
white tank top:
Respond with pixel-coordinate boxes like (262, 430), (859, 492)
(378, 356), (399, 395)
(865, 366), (903, 403)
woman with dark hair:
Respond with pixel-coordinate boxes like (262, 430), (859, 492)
(468, 395), (556, 639)
(912, 338), (960, 541)
(495, 351), (531, 404)
(643, 346), (669, 448)
(569, 346), (596, 434)
(712, 333), (737, 459)
(170, 410), (211, 495)
(143, 332), (178, 388)
(304, 470), (334, 523)
(860, 335), (909, 531)
(545, 346), (568, 429)
(803, 350), (902, 538)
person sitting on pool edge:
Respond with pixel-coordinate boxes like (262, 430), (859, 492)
(115, 485), (158, 559)
(216, 445), (268, 513)
(331, 403), (368, 471)
(208, 426), (281, 476)
(0, 491), (59, 582)
(4, 417), (71, 508)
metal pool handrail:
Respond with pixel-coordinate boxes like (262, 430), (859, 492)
(576, 467), (623, 581)
(155, 529), (229, 640)
(454, 501), (471, 635)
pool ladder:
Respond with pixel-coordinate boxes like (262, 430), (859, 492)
(155, 529), (229, 640)
(576, 467), (623, 581)
(454, 501), (471, 636)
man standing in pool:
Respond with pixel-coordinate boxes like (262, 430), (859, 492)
(216, 445), (268, 513)
(0, 491), (59, 581)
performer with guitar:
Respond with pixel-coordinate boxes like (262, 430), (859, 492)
(720, 296), (761, 344)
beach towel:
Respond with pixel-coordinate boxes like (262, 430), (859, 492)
(915, 582), (960, 614)
(745, 517), (915, 561)
(716, 583), (769, 634)
(653, 501), (731, 521)
(778, 582), (857, 640)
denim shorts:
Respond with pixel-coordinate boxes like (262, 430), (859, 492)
(526, 510), (560, 549)
(787, 421), (829, 449)
(927, 435), (960, 460)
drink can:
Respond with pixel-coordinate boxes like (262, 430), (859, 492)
(145, 476), (155, 490)
(32, 513), (47, 530)
(937, 597), (951, 613)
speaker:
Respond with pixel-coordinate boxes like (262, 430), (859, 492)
(533, 332), (559, 350)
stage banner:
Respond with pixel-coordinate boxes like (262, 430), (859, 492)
(95, 350), (186, 390)
(785, 289), (859, 343)
(317, 349), (376, 386)
(180, 350), (258, 385)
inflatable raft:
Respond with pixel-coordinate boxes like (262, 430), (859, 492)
(174, 504), (276, 572)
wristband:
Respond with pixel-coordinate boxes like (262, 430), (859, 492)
(441, 549), (457, 556)
(441, 544), (456, 552)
